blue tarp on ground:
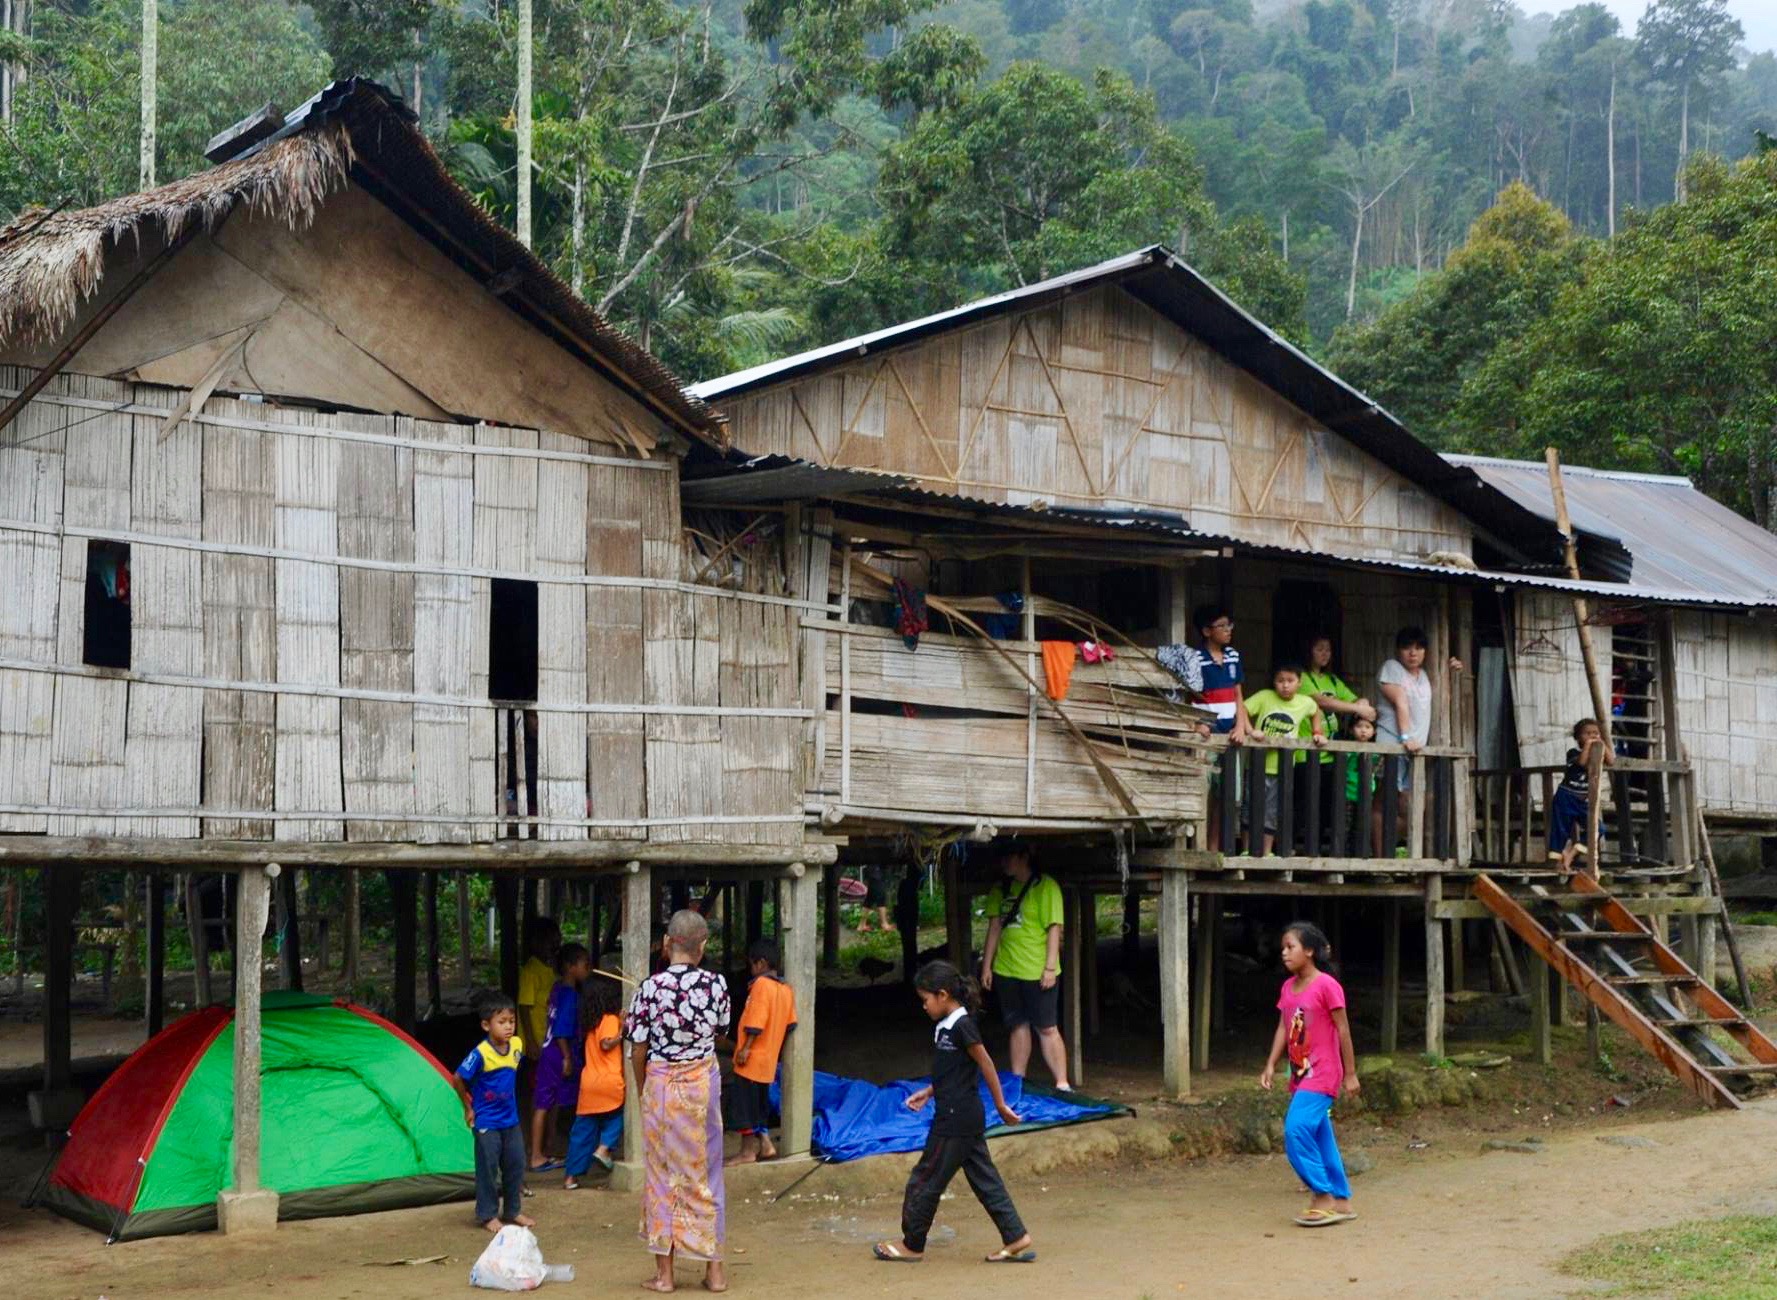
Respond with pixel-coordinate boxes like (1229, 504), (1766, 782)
(774, 1070), (1128, 1163)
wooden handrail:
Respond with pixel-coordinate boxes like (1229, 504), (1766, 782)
(1206, 736), (1469, 758)
(1473, 757), (1690, 777)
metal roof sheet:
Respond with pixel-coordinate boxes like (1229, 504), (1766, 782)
(1446, 455), (1777, 606)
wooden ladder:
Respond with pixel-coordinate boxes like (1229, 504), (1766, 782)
(1473, 872), (1777, 1109)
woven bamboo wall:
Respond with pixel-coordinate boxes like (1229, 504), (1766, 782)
(0, 368), (804, 846)
(1673, 610), (1777, 818)
(719, 283), (1471, 563)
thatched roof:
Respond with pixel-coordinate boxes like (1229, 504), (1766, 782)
(0, 78), (723, 443)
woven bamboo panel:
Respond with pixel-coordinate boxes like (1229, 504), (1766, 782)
(585, 462), (646, 839)
(535, 431), (590, 840)
(411, 417), (475, 844)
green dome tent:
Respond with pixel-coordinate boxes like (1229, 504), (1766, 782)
(43, 991), (473, 1241)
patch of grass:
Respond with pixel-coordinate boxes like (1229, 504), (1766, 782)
(1735, 909), (1777, 928)
(1560, 1216), (1777, 1298)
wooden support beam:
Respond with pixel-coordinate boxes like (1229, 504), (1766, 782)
(1424, 876), (1445, 1057)
(496, 875), (520, 998)
(779, 866), (818, 1158)
(146, 870), (167, 1038)
(276, 867), (302, 992)
(342, 869), (360, 990)
(218, 862), (278, 1232)
(1448, 915), (1465, 994)
(457, 872), (474, 990)
(1528, 941), (1552, 1066)
(1159, 871), (1190, 1098)
(1065, 888), (1085, 1087)
(619, 863), (651, 1168)
(0, 836), (835, 870)
(185, 873), (213, 1007)
(746, 881), (765, 950)
(1082, 889), (1100, 1037)
(1493, 918), (1525, 997)
(897, 871), (919, 985)
(1381, 900), (1400, 1054)
(945, 859), (968, 972)
(424, 870), (442, 1017)
(43, 867), (75, 1092)
(1192, 892), (1215, 1073)
(822, 864), (841, 969)
(387, 869), (418, 1032)
(1122, 887), (1142, 967)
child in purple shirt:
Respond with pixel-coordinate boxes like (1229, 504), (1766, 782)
(529, 943), (592, 1171)
(1260, 921), (1359, 1228)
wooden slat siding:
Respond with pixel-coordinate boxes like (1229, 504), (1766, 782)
(122, 391), (203, 838)
(273, 413), (344, 841)
(338, 423), (417, 842)
(718, 594), (800, 846)
(585, 461), (646, 840)
(201, 401), (276, 839)
(1510, 591), (1606, 769)
(0, 367), (66, 830)
(785, 506), (834, 799)
(645, 587), (724, 845)
(535, 432), (589, 841)
(470, 425), (537, 842)
(412, 417), (475, 845)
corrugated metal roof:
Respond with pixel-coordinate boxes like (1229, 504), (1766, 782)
(688, 452), (1771, 609)
(691, 246), (1563, 565)
(1447, 455), (1777, 606)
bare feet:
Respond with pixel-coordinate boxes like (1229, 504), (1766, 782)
(758, 1142), (778, 1160)
(640, 1280), (674, 1294)
(513, 1213), (536, 1228)
(723, 1152), (758, 1167)
(483, 1218), (503, 1233)
(703, 1262), (728, 1292)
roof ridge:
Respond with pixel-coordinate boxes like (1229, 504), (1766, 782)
(1443, 452), (1694, 487)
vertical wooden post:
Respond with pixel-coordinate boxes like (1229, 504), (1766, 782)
(1424, 876), (1445, 1057)
(1408, 754), (1427, 858)
(944, 858), (967, 971)
(342, 868), (361, 990)
(1158, 870), (1191, 1098)
(1529, 943), (1552, 1066)
(276, 867), (302, 992)
(32, 868), (76, 1130)
(619, 862), (650, 1170)
(1453, 757), (1473, 867)
(1081, 889), (1100, 1037)
(146, 871), (167, 1037)
(1448, 916), (1465, 994)
(185, 873), (213, 1006)
(218, 863), (278, 1233)
(780, 866), (818, 1158)
(745, 881), (764, 949)
(457, 872), (474, 989)
(897, 870), (919, 985)
(840, 542), (853, 805)
(1191, 892), (1215, 1072)
(1064, 888), (1085, 1087)
(1122, 887), (1141, 967)
(1380, 900), (1400, 1053)
(387, 870), (418, 1032)
(1022, 554), (1037, 816)
(496, 875), (520, 998)
(822, 864), (841, 969)
(424, 871), (442, 1017)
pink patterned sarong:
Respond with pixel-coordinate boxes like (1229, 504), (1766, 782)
(640, 1055), (725, 1261)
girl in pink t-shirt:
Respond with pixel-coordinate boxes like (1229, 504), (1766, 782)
(1260, 921), (1359, 1227)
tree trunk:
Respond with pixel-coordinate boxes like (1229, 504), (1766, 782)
(1606, 65), (1616, 238)
(139, 0), (156, 189)
(570, 159), (585, 296)
(1345, 202), (1365, 319)
(1280, 209), (1288, 262)
(516, 0), (533, 247)
(1634, 115), (1642, 207)
(1676, 79), (1689, 201)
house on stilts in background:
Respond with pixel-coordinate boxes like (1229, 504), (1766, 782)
(687, 245), (1777, 1106)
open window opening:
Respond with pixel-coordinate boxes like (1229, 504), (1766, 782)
(83, 540), (131, 669)
(488, 578), (539, 702)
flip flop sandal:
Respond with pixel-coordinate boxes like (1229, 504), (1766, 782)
(873, 1242), (921, 1263)
(985, 1247), (1037, 1263)
(1294, 1210), (1340, 1227)
(530, 1159), (563, 1173)
(563, 1177), (580, 1190)
(593, 1153), (615, 1171)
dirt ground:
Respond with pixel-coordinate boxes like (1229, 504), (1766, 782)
(2, 1094), (1774, 1300)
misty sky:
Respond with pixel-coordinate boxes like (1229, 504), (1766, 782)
(1587, 0), (1777, 56)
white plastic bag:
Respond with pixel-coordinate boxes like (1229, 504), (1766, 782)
(468, 1225), (575, 1291)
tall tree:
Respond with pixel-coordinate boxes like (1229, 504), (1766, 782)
(1637, 0), (1743, 199)
(139, 0), (155, 188)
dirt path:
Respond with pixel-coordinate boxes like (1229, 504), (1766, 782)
(5, 1098), (1775, 1299)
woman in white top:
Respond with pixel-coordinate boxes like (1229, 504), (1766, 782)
(1373, 626), (1462, 852)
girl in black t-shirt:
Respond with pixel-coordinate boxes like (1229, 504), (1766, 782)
(873, 962), (1036, 1265)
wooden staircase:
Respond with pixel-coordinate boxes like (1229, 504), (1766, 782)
(1474, 872), (1777, 1108)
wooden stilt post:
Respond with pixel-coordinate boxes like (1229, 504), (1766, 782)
(146, 870), (167, 1038)
(457, 872), (474, 989)
(822, 864), (841, 969)
(218, 863), (278, 1233)
(496, 875), (520, 998)
(1081, 889), (1100, 1037)
(1065, 888), (1085, 1088)
(1159, 869), (1191, 1098)
(1424, 876), (1445, 1057)
(388, 870), (418, 1032)
(896, 870), (919, 984)
(1381, 900), (1400, 1054)
(746, 881), (764, 949)
(780, 865), (818, 1158)
(424, 871), (442, 1017)
(616, 862), (651, 1184)
(1529, 942), (1552, 1065)
(342, 868), (361, 991)
(944, 858), (967, 971)
(276, 867), (302, 992)
(1448, 916), (1465, 994)
(1122, 887), (1141, 967)
(185, 873), (213, 1007)
(30, 867), (79, 1132)
(1192, 893), (1214, 1073)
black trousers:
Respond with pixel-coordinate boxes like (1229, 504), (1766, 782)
(900, 1130), (1026, 1253)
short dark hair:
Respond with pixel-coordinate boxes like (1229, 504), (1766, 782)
(525, 915), (561, 952)
(748, 938), (781, 970)
(1394, 626), (1428, 651)
(1193, 603), (1232, 634)
(556, 942), (590, 975)
(477, 991), (517, 1023)
(1273, 662), (1305, 678)
(1573, 717), (1601, 740)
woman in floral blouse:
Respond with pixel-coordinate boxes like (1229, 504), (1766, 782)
(628, 909), (732, 1293)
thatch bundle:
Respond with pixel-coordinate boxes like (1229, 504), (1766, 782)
(0, 125), (352, 346)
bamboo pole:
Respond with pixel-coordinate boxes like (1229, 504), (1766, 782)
(139, 0), (156, 189)
(1543, 449), (1612, 745)
(515, 0), (532, 248)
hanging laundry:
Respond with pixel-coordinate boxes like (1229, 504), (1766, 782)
(979, 589), (1024, 640)
(1079, 640), (1114, 664)
(892, 578), (928, 650)
(1041, 640), (1077, 701)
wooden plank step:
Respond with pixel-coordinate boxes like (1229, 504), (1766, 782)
(1702, 1063), (1777, 1075)
(1607, 973), (1699, 986)
(1655, 1017), (1745, 1029)
(1559, 930), (1652, 942)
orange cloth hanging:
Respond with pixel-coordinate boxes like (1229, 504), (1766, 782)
(1041, 640), (1077, 701)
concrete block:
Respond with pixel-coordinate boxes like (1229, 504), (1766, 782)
(27, 1087), (84, 1131)
(217, 1188), (280, 1234)
(608, 1160), (644, 1194)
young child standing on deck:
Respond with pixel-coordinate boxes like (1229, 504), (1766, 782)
(454, 993), (534, 1232)
(564, 968), (625, 1187)
(1244, 664), (1327, 855)
(1549, 718), (1612, 874)
(1260, 922), (1359, 1229)
(723, 938), (798, 1165)
(531, 943), (591, 1172)
(873, 961), (1034, 1266)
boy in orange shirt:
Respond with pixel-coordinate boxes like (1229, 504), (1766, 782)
(723, 939), (797, 1165)
(562, 969), (625, 1187)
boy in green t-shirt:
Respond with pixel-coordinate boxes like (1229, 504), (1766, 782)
(980, 843), (1072, 1091)
(1244, 664), (1325, 855)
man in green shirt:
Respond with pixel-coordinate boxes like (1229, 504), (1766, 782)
(980, 844), (1072, 1091)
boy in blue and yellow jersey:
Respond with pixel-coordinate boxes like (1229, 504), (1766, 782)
(454, 993), (535, 1232)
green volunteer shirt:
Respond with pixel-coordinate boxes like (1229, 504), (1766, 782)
(984, 873), (1065, 981)
(1301, 669), (1358, 764)
(1245, 688), (1320, 774)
